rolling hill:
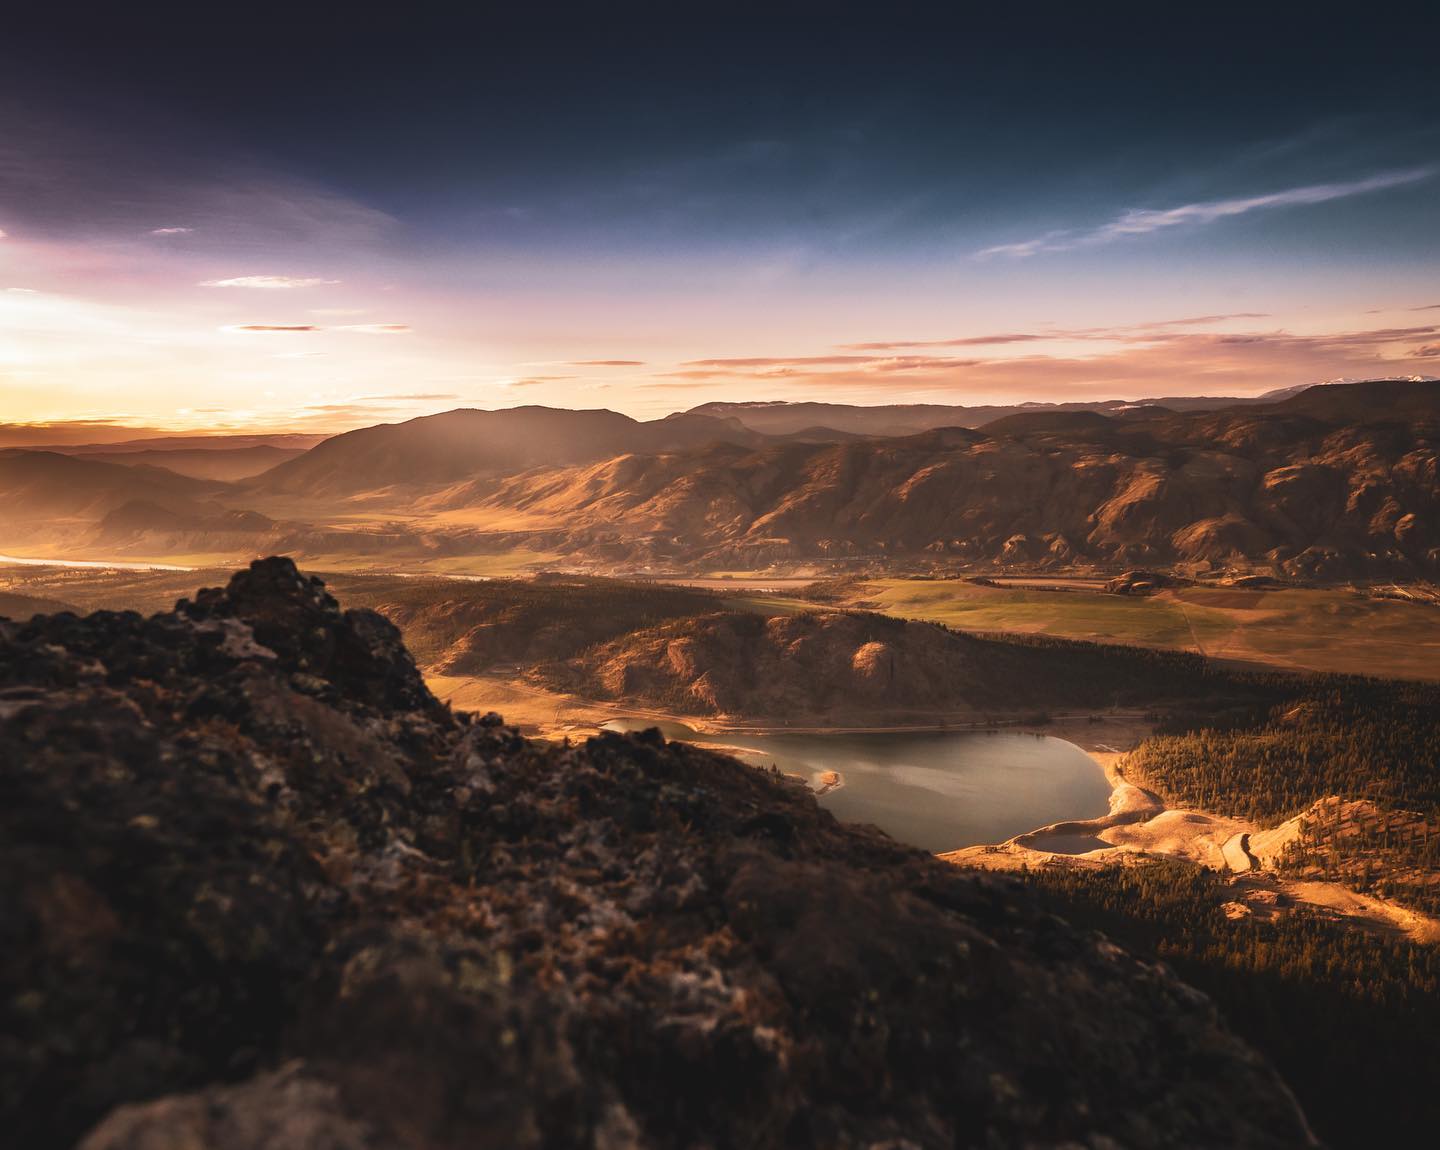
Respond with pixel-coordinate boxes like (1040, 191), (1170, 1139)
(78, 444), (307, 481)
(0, 451), (224, 522)
(4, 381), (1436, 578)
(245, 406), (761, 497)
(685, 385), (1315, 437)
(441, 381), (1440, 576)
(531, 609), (1216, 721)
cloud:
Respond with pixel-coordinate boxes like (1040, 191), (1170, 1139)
(0, 102), (397, 258)
(664, 355), (983, 381)
(840, 314), (1278, 352)
(975, 232), (1069, 260)
(842, 333), (1048, 351)
(0, 419), (175, 447)
(275, 393), (462, 426)
(224, 322), (409, 334)
(148, 226), (193, 236)
(201, 275), (339, 289)
(645, 321), (1440, 402)
(683, 355), (877, 368)
(0, 228), (7, 239)
(568, 359), (645, 366)
(977, 168), (1436, 258)
(349, 392), (459, 402)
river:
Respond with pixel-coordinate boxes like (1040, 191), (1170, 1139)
(0, 553), (196, 571)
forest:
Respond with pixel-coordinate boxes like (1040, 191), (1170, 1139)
(1023, 858), (1440, 1147)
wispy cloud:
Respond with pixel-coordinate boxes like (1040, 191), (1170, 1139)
(201, 275), (340, 289)
(670, 355), (981, 379)
(228, 322), (408, 334)
(684, 355), (876, 368)
(843, 333), (1048, 352)
(348, 392), (458, 402)
(569, 359), (645, 366)
(508, 375), (575, 386)
(840, 313), (1274, 351)
(648, 322), (1440, 400)
(977, 168), (1436, 258)
(149, 226), (193, 236)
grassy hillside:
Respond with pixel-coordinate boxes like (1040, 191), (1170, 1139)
(326, 573), (723, 671)
(534, 608), (1236, 722)
(849, 577), (1440, 680)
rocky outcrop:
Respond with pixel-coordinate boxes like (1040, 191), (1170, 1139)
(2, 559), (1313, 1148)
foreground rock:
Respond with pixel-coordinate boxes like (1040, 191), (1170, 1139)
(1, 559), (1313, 1148)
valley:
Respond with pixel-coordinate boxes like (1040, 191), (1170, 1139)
(5, 381), (1439, 586)
(6, 553), (1438, 1145)
(17, 12), (1440, 1142)
(5, 381), (1440, 1147)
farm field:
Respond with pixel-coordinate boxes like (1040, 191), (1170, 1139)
(846, 578), (1440, 681)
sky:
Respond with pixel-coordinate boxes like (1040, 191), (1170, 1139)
(2, 4), (1439, 434)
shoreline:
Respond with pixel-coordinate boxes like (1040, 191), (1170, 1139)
(948, 734), (1440, 945)
(433, 671), (1440, 944)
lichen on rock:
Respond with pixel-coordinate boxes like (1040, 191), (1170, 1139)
(1, 558), (1314, 1148)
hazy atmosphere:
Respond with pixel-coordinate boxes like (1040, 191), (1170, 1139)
(3, 6), (1439, 432)
(5, 7), (1440, 1149)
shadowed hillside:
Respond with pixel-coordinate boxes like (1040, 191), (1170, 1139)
(533, 609), (1219, 722)
(0, 451), (224, 522)
(4, 382), (1436, 580)
(246, 406), (761, 497)
(452, 381), (1440, 576)
(685, 386), (1313, 436)
(0, 559), (1312, 1148)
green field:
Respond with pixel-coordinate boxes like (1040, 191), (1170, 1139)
(850, 579), (1440, 681)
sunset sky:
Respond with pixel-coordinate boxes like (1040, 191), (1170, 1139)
(2, 5), (1438, 434)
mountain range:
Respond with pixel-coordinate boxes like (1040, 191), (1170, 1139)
(1, 380), (1436, 578)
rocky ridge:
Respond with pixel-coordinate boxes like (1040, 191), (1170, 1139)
(1, 559), (1313, 1148)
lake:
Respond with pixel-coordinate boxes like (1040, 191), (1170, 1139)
(600, 721), (1112, 852)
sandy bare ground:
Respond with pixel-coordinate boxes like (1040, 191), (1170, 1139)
(945, 733), (1440, 946)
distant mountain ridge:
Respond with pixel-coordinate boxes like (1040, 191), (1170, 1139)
(3, 380), (1436, 578)
(684, 384), (1316, 437)
(246, 406), (762, 497)
(441, 380), (1440, 577)
(0, 450), (224, 521)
